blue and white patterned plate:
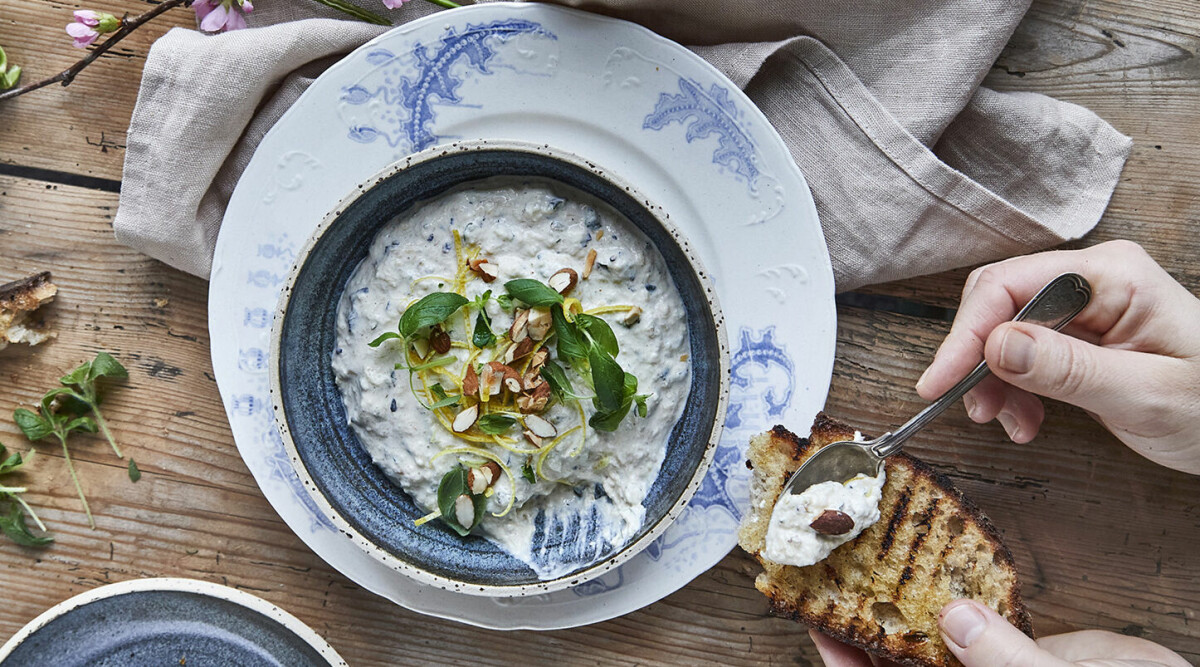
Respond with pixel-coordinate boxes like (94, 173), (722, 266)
(0, 578), (346, 665)
(210, 2), (835, 629)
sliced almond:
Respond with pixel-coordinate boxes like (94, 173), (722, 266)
(478, 364), (502, 401)
(526, 307), (552, 341)
(504, 337), (535, 364)
(430, 325), (452, 354)
(524, 414), (558, 439)
(582, 249), (598, 279)
(548, 268), (578, 295)
(468, 257), (499, 283)
(454, 494), (475, 529)
(467, 468), (488, 495)
(487, 362), (522, 394)
(462, 364), (479, 397)
(620, 306), (643, 327)
(411, 337), (430, 360)
(517, 381), (551, 414)
(452, 404), (479, 433)
(509, 309), (529, 343)
(523, 430), (543, 448)
(481, 461), (500, 486)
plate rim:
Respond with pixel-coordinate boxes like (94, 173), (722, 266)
(0, 577), (347, 665)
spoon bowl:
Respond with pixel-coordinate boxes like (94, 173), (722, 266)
(780, 272), (1093, 497)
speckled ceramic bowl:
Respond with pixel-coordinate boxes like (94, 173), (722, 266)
(270, 140), (728, 596)
(0, 578), (346, 666)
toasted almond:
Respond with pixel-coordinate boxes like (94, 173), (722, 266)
(528, 347), (549, 371)
(523, 430), (543, 448)
(526, 307), (552, 341)
(452, 404), (478, 433)
(504, 337), (535, 364)
(462, 364), (479, 397)
(454, 494), (475, 529)
(481, 461), (500, 486)
(430, 325), (452, 354)
(468, 468), (488, 495)
(810, 509), (855, 535)
(487, 361), (522, 393)
(517, 381), (551, 414)
(621, 306), (642, 327)
(582, 249), (598, 279)
(524, 414), (558, 439)
(478, 364), (502, 401)
(411, 337), (430, 360)
(548, 268), (578, 295)
(469, 258), (498, 283)
(509, 309), (529, 343)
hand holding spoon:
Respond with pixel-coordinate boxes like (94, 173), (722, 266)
(778, 273), (1093, 497)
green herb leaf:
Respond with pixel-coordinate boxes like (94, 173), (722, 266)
(368, 331), (403, 347)
(504, 279), (564, 307)
(635, 394), (650, 418)
(128, 459), (141, 482)
(428, 384), (460, 409)
(522, 462), (536, 485)
(575, 314), (619, 357)
(539, 360), (576, 402)
(496, 294), (513, 311)
(589, 401), (633, 432)
(88, 352), (128, 382)
(472, 311), (496, 348)
(307, 0), (392, 25)
(398, 292), (469, 338)
(0, 503), (52, 547)
(551, 305), (587, 364)
(13, 410), (52, 442)
(477, 413), (516, 435)
(0, 447), (21, 477)
(64, 416), (98, 435)
(434, 465), (485, 536)
(589, 346), (625, 412)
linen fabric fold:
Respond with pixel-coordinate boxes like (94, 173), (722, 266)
(113, 0), (1131, 290)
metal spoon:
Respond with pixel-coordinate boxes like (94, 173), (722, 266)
(779, 272), (1093, 497)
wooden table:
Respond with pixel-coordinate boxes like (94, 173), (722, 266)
(2, 1), (1198, 663)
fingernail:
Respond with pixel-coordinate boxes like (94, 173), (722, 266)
(996, 411), (1021, 442)
(963, 394), (980, 421)
(916, 366), (931, 392)
(998, 328), (1036, 374)
(941, 601), (987, 648)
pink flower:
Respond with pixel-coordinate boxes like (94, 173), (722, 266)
(66, 10), (119, 49)
(382, 0), (409, 8)
(195, 0), (250, 33)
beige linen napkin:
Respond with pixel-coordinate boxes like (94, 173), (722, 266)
(114, 0), (1131, 290)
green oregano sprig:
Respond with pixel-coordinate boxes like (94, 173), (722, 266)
(0, 443), (51, 547)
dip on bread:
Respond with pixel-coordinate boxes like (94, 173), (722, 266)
(764, 470), (886, 567)
(331, 178), (690, 579)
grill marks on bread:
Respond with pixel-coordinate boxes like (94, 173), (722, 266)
(738, 415), (1033, 667)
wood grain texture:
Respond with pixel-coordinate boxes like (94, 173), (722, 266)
(2, 0), (1199, 663)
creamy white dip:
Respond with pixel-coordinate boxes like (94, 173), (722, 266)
(331, 178), (691, 579)
(763, 470), (886, 568)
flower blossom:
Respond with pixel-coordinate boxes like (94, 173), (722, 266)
(381, 0), (410, 8)
(65, 10), (120, 49)
(194, 0), (253, 33)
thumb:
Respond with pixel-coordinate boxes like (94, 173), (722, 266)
(985, 322), (1164, 418)
(939, 600), (1066, 667)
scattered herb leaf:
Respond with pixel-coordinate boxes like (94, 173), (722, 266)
(504, 279), (564, 308)
(575, 314), (618, 358)
(539, 360), (578, 402)
(496, 294), (513, 311)
(368, 331), (403, 347)
(435, 465), (486, 536)
(0, 443), (51, 547)
(0, 503), (52, 547)
(128, 459), (141, 483)
(477, 413), (516, 435)
(428, 384), (460, 410)
(398, 292), (469, 338)
(551, 305), (587, 364)
(473, 311), (496, 348)
(521, 462), (536, 485)
(589, 346), (625, 412)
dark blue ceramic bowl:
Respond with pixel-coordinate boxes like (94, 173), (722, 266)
(0, 578), (344, 666)
(271, 140), (727, 595)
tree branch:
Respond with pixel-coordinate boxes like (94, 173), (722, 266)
(0, 0), (189, 103)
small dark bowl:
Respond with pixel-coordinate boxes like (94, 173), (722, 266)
(271, 140), (728, 596)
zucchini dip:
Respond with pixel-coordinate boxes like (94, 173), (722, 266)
(332, 178), (691, 579)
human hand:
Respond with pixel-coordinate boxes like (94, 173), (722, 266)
(809, 599), (1190, 667)
(915, 240), (1200, 474)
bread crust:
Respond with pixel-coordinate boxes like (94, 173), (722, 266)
(740, 415), (1033, 666)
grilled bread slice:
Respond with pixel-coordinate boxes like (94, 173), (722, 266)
(0, 272), (57, 351)
(738, 414), (1033, 667)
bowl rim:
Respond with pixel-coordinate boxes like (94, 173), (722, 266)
(269, 138), (729, 597)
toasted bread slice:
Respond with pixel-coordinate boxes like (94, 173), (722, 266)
(0, 272), (58, 351)
(738, 414), (1033, 667)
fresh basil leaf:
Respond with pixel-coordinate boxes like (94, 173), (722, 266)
(504, 279), (563, 307)
(635, 394), (650, 418)
(521, 462), (536, 484)
(60, 362), (92, 389)
(496, 294), (513, 311)
(13, 409), (52, 442)
(589, 400), (633, 432)
(128, 459), (141, 482)
(477, 413), (516, 435)
(0, 449), (21, 476)
(575, 314), (619, 357)
(65, 416), (98, 434)
(368, 331), (403, 347)
(539, 360), (575, 402)
(551, 305), (587, 364)
(589, 346), (625, 412)
(472, 311), (496, 348)
(436, 465), (472, 536)
(0, 503), (52, 547)
(398, 292), (469, 338)
(428, 384), (460, 409)
(88, 352), (128, 382)
(623, 372), (638, 397)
